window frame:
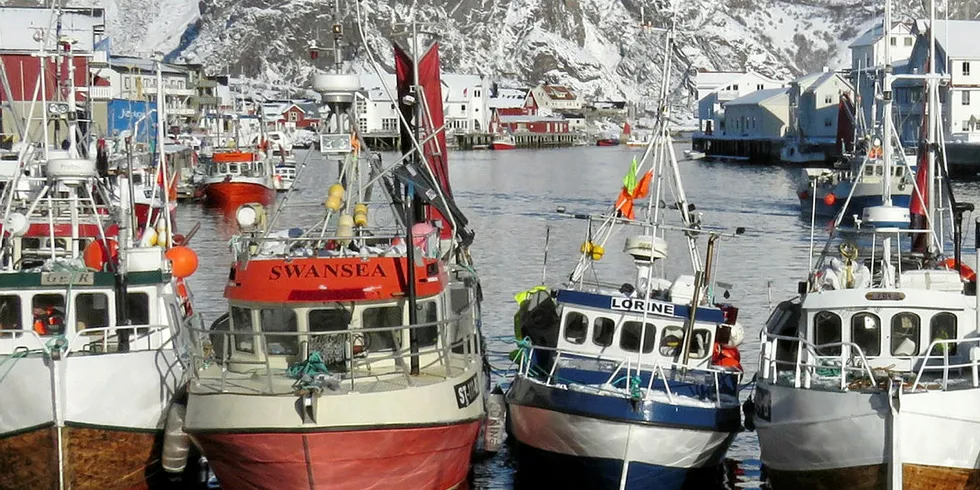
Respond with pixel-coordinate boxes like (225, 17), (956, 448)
(562, 311), (588, 345)
(850, 312), (881, 357)
(813, 311), (842, 356)
(891, 312), (921, 356)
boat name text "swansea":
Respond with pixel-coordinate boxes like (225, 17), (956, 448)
(609, 297), (675, 316)
(267, 263), (388, 280)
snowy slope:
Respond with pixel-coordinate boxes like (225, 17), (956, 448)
(70, 0), (980, 106)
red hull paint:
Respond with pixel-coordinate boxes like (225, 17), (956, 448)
(193, 421), (480, 490)
(596, 139), (621, 147)
(205, 182), (274, 209)
(134, 203), (177, 229)
(491, 143), (516, 150)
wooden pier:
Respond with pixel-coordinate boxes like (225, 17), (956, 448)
(455, 132), (582, 150)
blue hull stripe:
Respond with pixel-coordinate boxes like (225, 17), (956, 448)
(506, 375), (742, 432)
(513, 441), (729, 490)
(557, 289), (726, 324)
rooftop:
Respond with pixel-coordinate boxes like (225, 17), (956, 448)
(914, 19), (980, 60)
(725, 87), (789, 106)
(0, 7), (105, 53)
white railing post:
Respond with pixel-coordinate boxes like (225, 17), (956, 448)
(794, 339), (803, 389)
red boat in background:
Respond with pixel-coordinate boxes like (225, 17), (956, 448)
(183, 38), (489, 490)
(596, 138), (621, 146)
(491, 132), (517, 150)
(202, 150), (275, 209)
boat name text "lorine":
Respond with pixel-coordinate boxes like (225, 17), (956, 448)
(267, 263), (388, 280)
(609, 297), (676, 316)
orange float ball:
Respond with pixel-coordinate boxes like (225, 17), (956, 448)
(823, 193), (836, 206)
(83, 239), (118, 271)
(166, 246), (199, 278)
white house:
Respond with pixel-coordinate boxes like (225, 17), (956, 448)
(849, 21), (915, 127)
(488, 87), (529, 111)
(721, 88), (791, 139)
(894, 20), (980, 144)
(787, 71), (854, 142)
(441, 74), (490, 135)
(95, 56), (197, 122)
(355, 73), (399, 135)
(695, 71), (786, 134)
(528, 84), (582, 114)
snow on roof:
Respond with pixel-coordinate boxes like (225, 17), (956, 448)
(795, 71), (839, 93)
(0, 7), (104, 52)
(696, 71), (746, 89)
(725, 87), (789, 106)
(500, 115), (566, 123)
(489, 88), (528, 109)
(441, 74), (485, 102)
(915, 20), (980, 59)
(849, 22), (913, 48)
(110, 56), (190, 75)
(541, 84), (576, 100)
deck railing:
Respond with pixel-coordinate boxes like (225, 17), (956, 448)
(514, 344), (740, 408)
(0, 323), (177, 358)
(760, 333), (980, 392)
(185, 312), (483, 395)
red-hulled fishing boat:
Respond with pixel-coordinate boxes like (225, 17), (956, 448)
(184, 36), (488, 490)
(202, 150), (275, 208)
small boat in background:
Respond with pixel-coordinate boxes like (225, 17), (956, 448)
(491, 132), (517, 150)
(684, 149), (706, 160)
(624, 122), (651, 147)
(273, 162), (296, 191)
(596, 137), (621, 147)
(202, 150), (275, 208)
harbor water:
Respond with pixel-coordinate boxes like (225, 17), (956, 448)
(177, 145), (980, 489)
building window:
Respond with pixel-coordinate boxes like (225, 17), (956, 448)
(904, 37), (913, 46)
(890, 36), (896, 46)
(824, 117), (832, 127)
(475, 89), (481, 98)
(757, 84), (764, 91)
(732, 84), (738, 91)
(288, 111), (299, 122)
(381, 118), (398, 132)
(358, 118), (368, 133)
(825, 95), (833, 104)
(963, 91), (971, 105)
(460, 104), (466, 112)
(964, 62), (971, 76)
(964, 120), (971, 131)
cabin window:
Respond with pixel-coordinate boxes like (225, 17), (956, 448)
(127, 293), (150, 325)
(563, 312), (588, 345)
(218, 163), (227, 174)
(449, 288), (474, 353)
(930, 312), (957, 356)
(865, 165), (875, 177)
(260, 308), (298, 355)
(231, 306), (254, 353)
(229, 163), (239, 174)
(689, 329), (713, 359)
(891, 312), (920, 356)
(658, 325), (683, 356)
(620, 321), (656, 353)
(361, 305), (402, 352)
(310, 308), (352, 364)
(0, 295), (21, 332)
(31, 294), (66, 337)
(75, 293), (110, 331)
(851, 312), (881, 356)
(592, 317), (615, 347)
(813, 311), (842, 355)
(415, 300), (439, 348)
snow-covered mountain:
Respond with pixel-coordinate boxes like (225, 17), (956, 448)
(55, 0), (980, 104)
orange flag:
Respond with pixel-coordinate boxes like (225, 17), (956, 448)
(615, 170), (652, 220)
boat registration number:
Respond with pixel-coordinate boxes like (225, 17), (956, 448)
(454, 374), (479, 409)
(755, 387), (771, 422)
(41, 271), (94, 286)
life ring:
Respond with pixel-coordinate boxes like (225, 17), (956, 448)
(945, 258), (976, 282)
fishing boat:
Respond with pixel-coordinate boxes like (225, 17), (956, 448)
(624, 122), (651, 148)
(273, 161), (296, 191)
(202, 149), (275, 208)
(183, 24), (488, 490)
(752, 2), (980, 488)
(596, 137), (621, 147)
(491, 132), (517, 150)
(0, 36), (201, 490)
(506, 13), (745, 489)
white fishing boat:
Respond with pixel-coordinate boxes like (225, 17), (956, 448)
(752, 2), (980, 488)
(182, 17), (489, 490)
(506, 10), (746, 489)
(0, 32), (201, 489)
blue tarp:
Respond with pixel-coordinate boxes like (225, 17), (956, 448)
(107, 99), (157, 140)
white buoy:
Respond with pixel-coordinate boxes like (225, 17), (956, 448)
(161, 403), (191, 473)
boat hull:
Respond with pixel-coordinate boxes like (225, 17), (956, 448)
(800, 187), (912, 220)
(204, 181), (274, 208)
(491, 142), (516, 150)
(191, 421), (480, 490)
(755, 382), (980, 490)
(596, 139), (620, 147)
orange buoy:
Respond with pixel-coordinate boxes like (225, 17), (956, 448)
(83, 239), (118, 270)
(166, 246), (199, 278)
(945, 258), (976, 282)
(823, 193), (836, 207)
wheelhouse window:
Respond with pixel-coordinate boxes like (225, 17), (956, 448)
(563, 311), (588, 345)
(891, 312), (920, 356)
(813, 311), (842, 355)
(0, 295), (21, 332)
(361, 305), (402, 352)
(689, 328), (713, 359)
(658, 325), (683, 356)
(620, 321), (656, 353)
(930, 312), (957, 356)
(449, 288), (474, 354)
(260, 308), (298, 355)
(75, 293), (110, 331)
(127, 293), (150, 325)
(416, 300), (439, 348)
(592, 317), (615, 347)
(231, 306), (254, 353)
(32, 294), (66, 336)
(851, 312), (881, 356)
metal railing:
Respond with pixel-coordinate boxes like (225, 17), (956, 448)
(185, 314), (482, 395)
(514, 343), (739, 408)
(0, 323), (177, 358)
(760, 333), (980, 392)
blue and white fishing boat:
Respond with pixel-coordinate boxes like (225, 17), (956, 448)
(505, 9), (745, 489)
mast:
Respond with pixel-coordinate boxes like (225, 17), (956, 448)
(926, 0), (938, 251)
(881, 0), (893, 205)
